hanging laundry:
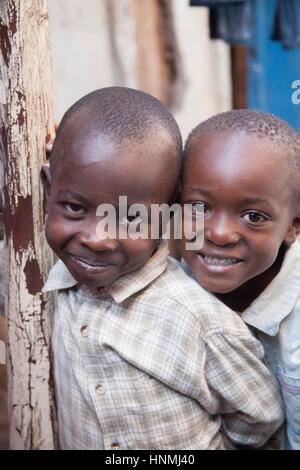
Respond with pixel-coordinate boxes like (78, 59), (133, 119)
(272, 0), (300, 49)
(190, 1), (245, 5)
(190, 0), (253, 45)
(190, 0), (300, 49)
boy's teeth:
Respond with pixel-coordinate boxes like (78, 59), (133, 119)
(203, 255), (238, 265)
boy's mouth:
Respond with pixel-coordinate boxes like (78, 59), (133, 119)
(197, 252), (243, 272)
(68, 253), (115, 273)
(201, 254), (240, 266)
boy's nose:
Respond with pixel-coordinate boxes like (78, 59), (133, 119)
(205, 214), (241, 246)
(77, 228), (119, 252)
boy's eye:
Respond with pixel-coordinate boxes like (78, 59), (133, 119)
(191, 203), (209, 214)
(119, 214), (143, 225)
(65, 203), (85, 215)
(242, 212), (266, 224)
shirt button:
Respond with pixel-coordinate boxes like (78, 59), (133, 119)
(95, 383), (106, 395)
(80, 325), (89, 337)
(111, 442), (121, 450)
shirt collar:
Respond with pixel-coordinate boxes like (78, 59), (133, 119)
(42, 259), (77, 292)
(241, 240), (300, 336)
(42, 240), (169, 304)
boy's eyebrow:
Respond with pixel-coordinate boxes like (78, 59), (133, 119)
(187, 188), (212, 196)
(239, 197), (272, 205)
(57, 190), (154, 209)
(186, 188), (274, 208)
(57, 190), (90, 205)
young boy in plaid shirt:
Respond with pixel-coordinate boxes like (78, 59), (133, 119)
(176, 109), (300, 449)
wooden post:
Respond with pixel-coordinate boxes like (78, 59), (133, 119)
(131, 0), (181, 108)
(231, 45), (247, 109)
(0, 0), (56, 449)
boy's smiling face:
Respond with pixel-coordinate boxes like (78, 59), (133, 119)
(43, 131), (178, 288)
(177, 130), (300, 294)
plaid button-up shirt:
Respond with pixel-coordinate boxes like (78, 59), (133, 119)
(43, 241), (284, 450)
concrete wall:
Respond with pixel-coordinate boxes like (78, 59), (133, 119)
(48, 0), (232, 140)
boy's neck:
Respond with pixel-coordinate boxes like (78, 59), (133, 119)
(215, 244), (287, 313)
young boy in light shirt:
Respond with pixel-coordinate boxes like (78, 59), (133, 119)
(42, 89), (283, 450)
(176, 109), (300, 450)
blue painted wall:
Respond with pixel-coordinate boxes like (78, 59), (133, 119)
(247, 0), (300, 131)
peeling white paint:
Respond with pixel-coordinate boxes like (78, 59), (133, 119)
(0, 340), (5, 364)
(0, 0), (56, 450)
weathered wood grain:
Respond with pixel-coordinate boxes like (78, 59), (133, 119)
(0, 0), (56, 449)
(131, 0), (181, 107)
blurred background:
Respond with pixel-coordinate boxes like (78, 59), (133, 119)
(1, 0), (300, 449)
(48, 0), (232, 140)
(48, 0), (300, 138)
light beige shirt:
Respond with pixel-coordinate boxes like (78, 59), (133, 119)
(242, 240), (300, 449)
(43, 241), (284, 450)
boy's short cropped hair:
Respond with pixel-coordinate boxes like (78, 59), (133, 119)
(184, 109), (300, 205)
(52, 86), (183, 175)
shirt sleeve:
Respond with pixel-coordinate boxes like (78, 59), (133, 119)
(197, 330), (285, 448)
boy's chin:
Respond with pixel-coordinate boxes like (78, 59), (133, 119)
(193, 274), (240, 295)
(66, 265), (119, 289)
(211, 286), (239, 295)
(71, 269), (119, 289)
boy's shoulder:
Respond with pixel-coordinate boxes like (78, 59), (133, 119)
(142, 255), (254, 338)
(242, 240), (300, 334)
(279, 241), (300, 303)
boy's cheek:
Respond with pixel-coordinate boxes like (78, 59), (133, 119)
(44, 220), (57, 251)
(45, 216), (66, 252)
(174, 237), (188, 259)
(125, 237), (157, 257)
(121, 238), (157, 272)
(175, 215), (199, 250)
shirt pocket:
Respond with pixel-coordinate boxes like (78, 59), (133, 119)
(277, 366), (300, 449)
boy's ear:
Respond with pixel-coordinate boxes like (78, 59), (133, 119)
(284, 215), (300, 245)
(40, 164), (51, 211)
